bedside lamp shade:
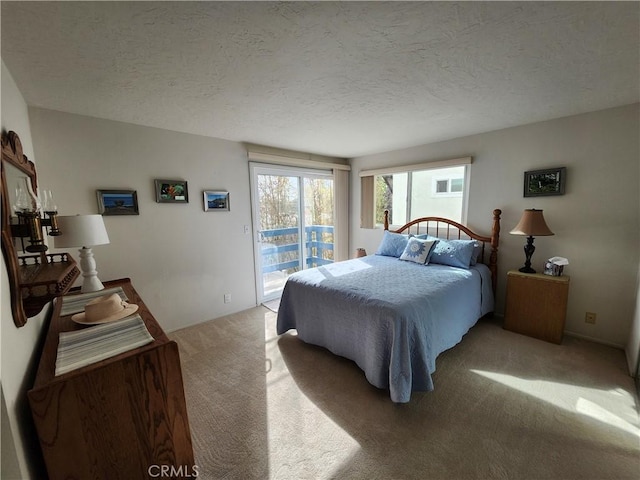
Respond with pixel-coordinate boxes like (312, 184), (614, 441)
(510, 209), (554, 274)
(510, 209), (554, 237)
(55, 215), (110, 292)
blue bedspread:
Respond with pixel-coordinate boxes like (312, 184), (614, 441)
(276, 255), (493, 403)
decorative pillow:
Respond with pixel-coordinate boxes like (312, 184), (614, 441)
(429, 239), (477, 269)
(414, 233), (438, 241)
(375, 231), (410, 258)
(470, 241), (482, 266)
(399, 237), (438, 265)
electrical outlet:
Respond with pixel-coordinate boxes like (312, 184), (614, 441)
(585, 312), (596, 324)
(224, 293), (231, 304)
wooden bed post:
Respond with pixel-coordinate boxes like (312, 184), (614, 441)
(489, 209), (502, 296)
(384, 210), (389, 231)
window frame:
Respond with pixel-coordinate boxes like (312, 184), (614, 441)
(360, 157), (472, 229)
(432, 175), (465, 198)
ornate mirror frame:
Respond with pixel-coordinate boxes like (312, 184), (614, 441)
(1, 131), (80, 327)
(1, 131), (38, 326)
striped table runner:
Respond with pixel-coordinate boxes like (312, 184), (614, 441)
(59, 287), (128, 317)
(55, 315), (153, 376)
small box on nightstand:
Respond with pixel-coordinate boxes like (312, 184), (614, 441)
(503, 270), (570, 344)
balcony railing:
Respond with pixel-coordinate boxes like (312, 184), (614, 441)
(260, 225), (334, 274)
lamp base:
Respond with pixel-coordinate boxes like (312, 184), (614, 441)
(518, 266), (536, 274)
(78, 247), (105, 293)
(519, 236), (537, 275)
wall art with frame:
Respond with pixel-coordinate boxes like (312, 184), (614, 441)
(155, 179), (189, 203)
(97, 189), (139, 215)
(524, 167), (566, 197)
(203, 190), (230, 211)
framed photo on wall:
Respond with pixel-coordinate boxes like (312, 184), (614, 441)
(97, 189), (139, 215)
(155, 179), (189, 203)
(524, 167), (566, 197)
(203, 190), (230, 211)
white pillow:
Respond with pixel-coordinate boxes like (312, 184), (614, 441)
(399, 237), (438, 265)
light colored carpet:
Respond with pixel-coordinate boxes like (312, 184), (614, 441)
(170, 308), (640, 480)
(261, 298), (280, 313)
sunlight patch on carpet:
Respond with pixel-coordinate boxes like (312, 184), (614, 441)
(264, 308), (360, 479)
(576, 397), (640, 438)
(262, 298), (280, 313)
(470, 369), (640, 438)
(266, 399), (361, 479)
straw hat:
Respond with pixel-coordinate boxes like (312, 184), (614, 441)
(71, 293), (139, 325)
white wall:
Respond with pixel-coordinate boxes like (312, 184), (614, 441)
(28, 108), (258, 333)
(350, 104), (640, 348)
(627, 263), (640, 375)
(1, 60), (49, 479)
(625, 161), (640, 375)
(626, 152), (640, 375)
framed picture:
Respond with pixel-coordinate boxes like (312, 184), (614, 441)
(97, 189), (139, 215)
(203, 190), (230, 211)
(155, 179), (188, 203)
(524, 167), (566, 197)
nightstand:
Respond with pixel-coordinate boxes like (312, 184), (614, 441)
(503, 270), (570, 344)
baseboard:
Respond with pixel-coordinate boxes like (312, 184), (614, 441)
(563, 330), (625, 350)
(487, 317), (625, 350)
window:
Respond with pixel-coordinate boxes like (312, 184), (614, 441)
(375, 165), (467, 226)
(433, 175), (464, 196)
(436, 180), (449, 193)
(359, 156), (472, 229)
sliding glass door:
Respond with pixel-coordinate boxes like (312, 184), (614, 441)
(250, 164), (334, 303)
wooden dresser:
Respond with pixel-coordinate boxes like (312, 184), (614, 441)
(28, 278), (195, 479)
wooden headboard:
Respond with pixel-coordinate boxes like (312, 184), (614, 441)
(384, 209), (502, 295)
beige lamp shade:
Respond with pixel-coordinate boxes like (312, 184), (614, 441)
(510, 209), (554, 237)
(54, 215), (110, 248)
(54, 215), (110, 292)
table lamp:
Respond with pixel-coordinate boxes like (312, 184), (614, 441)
(510, 209), (554, 274)
(55, 214), (110, 292)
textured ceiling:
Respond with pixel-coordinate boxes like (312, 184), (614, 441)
(1, 1), (638, 158)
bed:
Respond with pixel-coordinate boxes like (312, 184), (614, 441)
(276, 209), (502, 403)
